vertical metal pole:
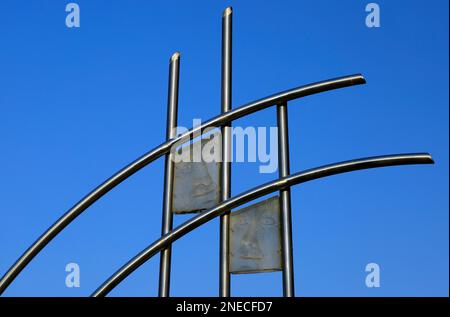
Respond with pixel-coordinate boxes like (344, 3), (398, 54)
(219, 6), (232, 297)
(158, 52), (180, 297)
(277, 102), (295, 297)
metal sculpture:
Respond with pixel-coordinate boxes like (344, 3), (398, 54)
(0, 7), (434, 297)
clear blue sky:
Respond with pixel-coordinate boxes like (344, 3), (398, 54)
(0, 0), (448, 297)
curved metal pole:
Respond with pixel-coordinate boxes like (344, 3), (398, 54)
(0, 74), (365, 295)
(92, 153), (433, 297)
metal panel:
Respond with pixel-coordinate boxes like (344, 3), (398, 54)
(230, 196), (282, 274)
(172, 132), (221, 214)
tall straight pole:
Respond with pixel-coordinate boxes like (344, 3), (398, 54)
(219, 6), (232, 297)
(158, 52), (180, 297)
(277, 102), (295, 297)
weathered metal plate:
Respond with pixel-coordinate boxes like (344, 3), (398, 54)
(172, 132), (221, 214)
(230, 196), (282, 274)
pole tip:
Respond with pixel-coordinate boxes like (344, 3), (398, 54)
(424, 153), (435, 164)
(170, 52), (180, 62)
(223, 7), (232, 17)
(359, 74), (367, 84)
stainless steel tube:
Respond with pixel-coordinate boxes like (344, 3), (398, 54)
(92, 153), (434, 297)
(220, 6), (232, 297)
(277, 102), (295, 297)
(158, 52), (180, 297)
(0, 74), (366, 295)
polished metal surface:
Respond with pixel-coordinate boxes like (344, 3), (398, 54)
(230, 196), (282, 274)
(172, 132), (221, 213)
(277, 102), (295, 297)
(91, 153), (434, 297)
(158, 52), (180, 297)
(220, 6), (232, 297)
(0, 73), (365, 295)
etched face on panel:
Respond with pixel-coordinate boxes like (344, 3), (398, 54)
(230, 196), (282, 274)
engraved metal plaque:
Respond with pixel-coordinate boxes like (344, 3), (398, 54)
(230, 196), (282, 274)
(172, 131), (221, 214)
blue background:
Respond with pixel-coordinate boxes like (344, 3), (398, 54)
(0, 0), (448, 296)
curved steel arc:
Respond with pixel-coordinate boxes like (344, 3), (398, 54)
(92, 153), (434, 297)
(0, 74), (365, 294)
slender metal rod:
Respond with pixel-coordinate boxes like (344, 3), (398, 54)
(92, 153), (434, 297)
(158, 52), (180, 297)
(0, 74), (365, 295)
(220, 6), (232, 297)
(277, 102), (295, 297)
